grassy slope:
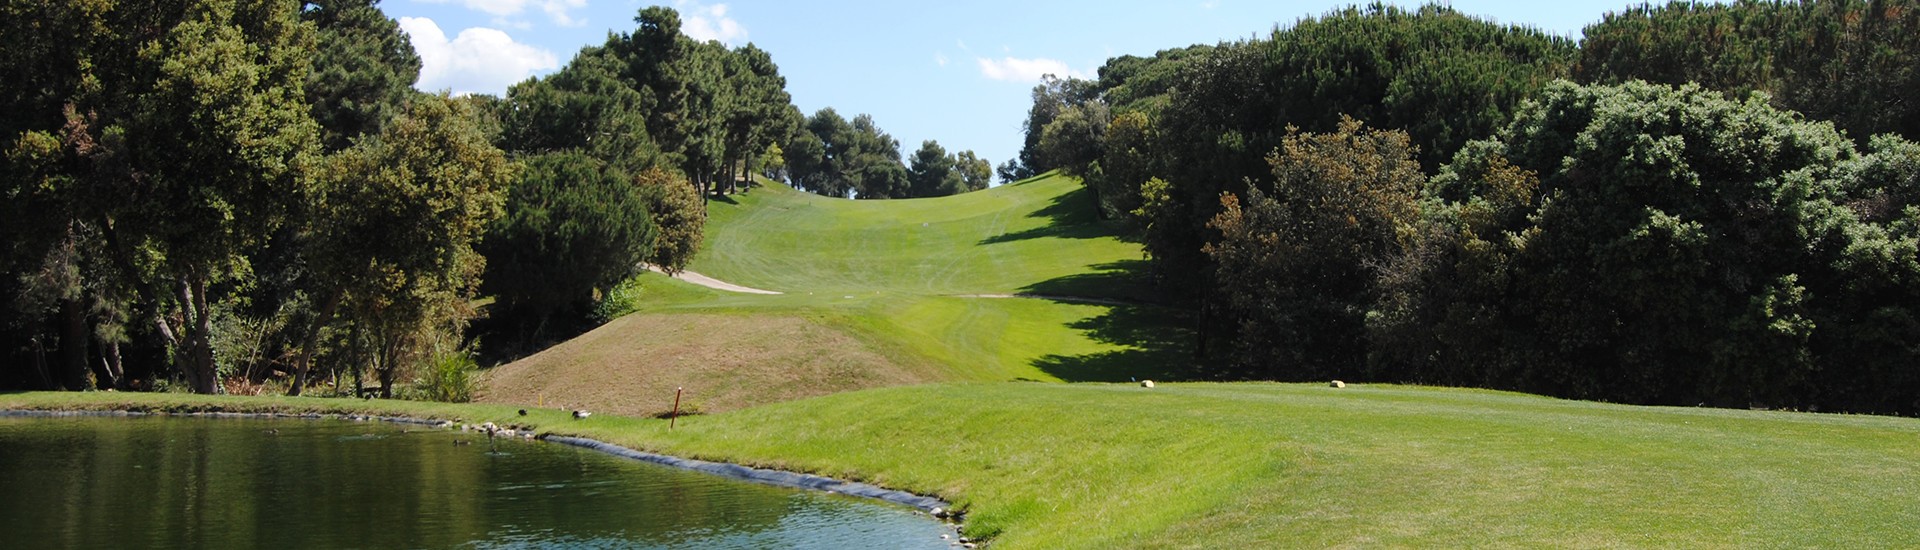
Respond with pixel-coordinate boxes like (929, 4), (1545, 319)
(461, 174), (1920, 546)
(695, 173), (1150, 298)
(10, 386), (1917, 548)
(485, 174), (1196, 415)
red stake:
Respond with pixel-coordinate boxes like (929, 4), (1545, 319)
(670, 387), (683, 430)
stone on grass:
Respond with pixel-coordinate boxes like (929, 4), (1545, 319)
(1330, 380), (1346, 388)
(1141, 380), (1156, 388)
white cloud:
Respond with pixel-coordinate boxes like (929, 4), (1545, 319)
(419, 0), (583, 26)
(399, 17), (559, 96)
(679, 2), (747, 44)
(935, 52), (949, 67)
(976, 57), (1083, 82)
(541, 0), (587, 27)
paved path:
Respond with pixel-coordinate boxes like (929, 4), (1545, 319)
(647, 265), (783, 295)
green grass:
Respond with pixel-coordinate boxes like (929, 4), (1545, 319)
(585, 174), (1196, 385)
(450, 172), (1920, 547)
(698, 174), (1151, 298)
(11, 385), (1918, 548)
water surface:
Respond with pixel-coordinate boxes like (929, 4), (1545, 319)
(0, 416), (953, 549)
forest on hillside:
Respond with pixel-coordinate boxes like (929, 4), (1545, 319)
(0, 0), (986, 398)
(1015, 1), (1920, 415)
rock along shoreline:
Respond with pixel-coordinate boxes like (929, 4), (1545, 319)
(0, 408), (953, 515)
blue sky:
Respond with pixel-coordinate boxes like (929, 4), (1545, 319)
(386, 0), (1655, 171)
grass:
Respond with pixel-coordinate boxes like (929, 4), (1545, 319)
(181, 172), (1915, 547)
(10, 385), (1918, 548)
(696, 173), (1153, 299)
(483, 174), (1198, 415)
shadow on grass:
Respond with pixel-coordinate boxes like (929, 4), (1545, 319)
(1019, 260), (1161, 305)
(1030, 300), (1217, 383)
(979, 185), (1127, 245)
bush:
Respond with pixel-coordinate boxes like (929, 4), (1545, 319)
(411, 351), (479, 403)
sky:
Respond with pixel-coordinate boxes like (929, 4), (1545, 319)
(385, 0), (1658, 172)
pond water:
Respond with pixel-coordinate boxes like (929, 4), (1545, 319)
(0, 416), (954, 549)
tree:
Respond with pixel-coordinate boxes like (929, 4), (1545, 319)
(1577, 0), (1920, 145)
(289, 95), (511, 396)
(480, 152), (654, 341)
(1142, 4), (1572, 298)
(502, 49), (661, 174)
(87, 0), (322, 394)
(302, 0), (420, 152)
(1203, 117), (1423, 380)
(1373, 80), (1912, 412)
(955, 150), (992, 192)
(1097, 110), (1157, 220)
(636, 167), (704, 273)
(907, 140), (957, 198)
(785, 108), (912, 199)
(1016, 75), (1100, 177)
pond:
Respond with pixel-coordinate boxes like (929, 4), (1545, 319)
(0, 416), (955, 549)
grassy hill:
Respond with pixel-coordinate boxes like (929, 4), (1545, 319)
(482, 174), (1198, 414)
(464, 173), (1920, 547)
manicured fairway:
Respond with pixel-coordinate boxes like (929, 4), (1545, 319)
(453, 173), (1920, 547)
(485, 175), (1196, 414)
(11, 385), (1917, 548)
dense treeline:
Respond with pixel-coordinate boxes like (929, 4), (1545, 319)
(782, 108), (992, 199)
(0, 1), (981, 397)
(1577, 0), (1920, 145)
(1028, 2), (1920, 414)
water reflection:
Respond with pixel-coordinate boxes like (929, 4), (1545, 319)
(0, 416), (952, 549)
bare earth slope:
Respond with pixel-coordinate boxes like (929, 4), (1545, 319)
(479, 312), (937, 417)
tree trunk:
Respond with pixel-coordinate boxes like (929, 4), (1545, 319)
(94, 339), (124, 390)
(174, 273), (219, 394)
(287, 289), (344, 396)
(58, 297), (90, 390)
(27, 337), (55, 390)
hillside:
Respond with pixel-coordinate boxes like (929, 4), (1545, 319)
(481, 174), (1199, 414)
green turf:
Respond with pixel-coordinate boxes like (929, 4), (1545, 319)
(614, 174), (1195, 383)
(697, 174), (1152, 299)
(11, 386), (1917, 548)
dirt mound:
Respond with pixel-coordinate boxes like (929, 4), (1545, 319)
(479, 312), (936, 417)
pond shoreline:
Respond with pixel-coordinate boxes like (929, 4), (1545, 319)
(0, 408), (955, 517)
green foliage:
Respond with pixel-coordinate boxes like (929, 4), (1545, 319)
(1015, 75), (1100, 178)
(906, 140), (988, 198)
(907, 140), (956, 198)
(1120, 5), (1572, 291)
(302, 0), (420, 152)
(953, 150), (993, 193)
(1204, 118), (1424, 380)
(784, 108), (912, 199)
(589, 275), (648, 324)
(481, 152), (655, 329)
(408, 350), (479, 403)
(1577, 0), (1920, 145)
(1036, 101), (1110, 179)
(635, 166), (704, 273)
(1370, 80), (1920, 413)
(502, 49), (663, 174)
(297, 93), (511, 394)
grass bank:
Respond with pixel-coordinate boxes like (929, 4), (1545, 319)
(9, 384), (1917, 548)
(484, 175), (1201, 415)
